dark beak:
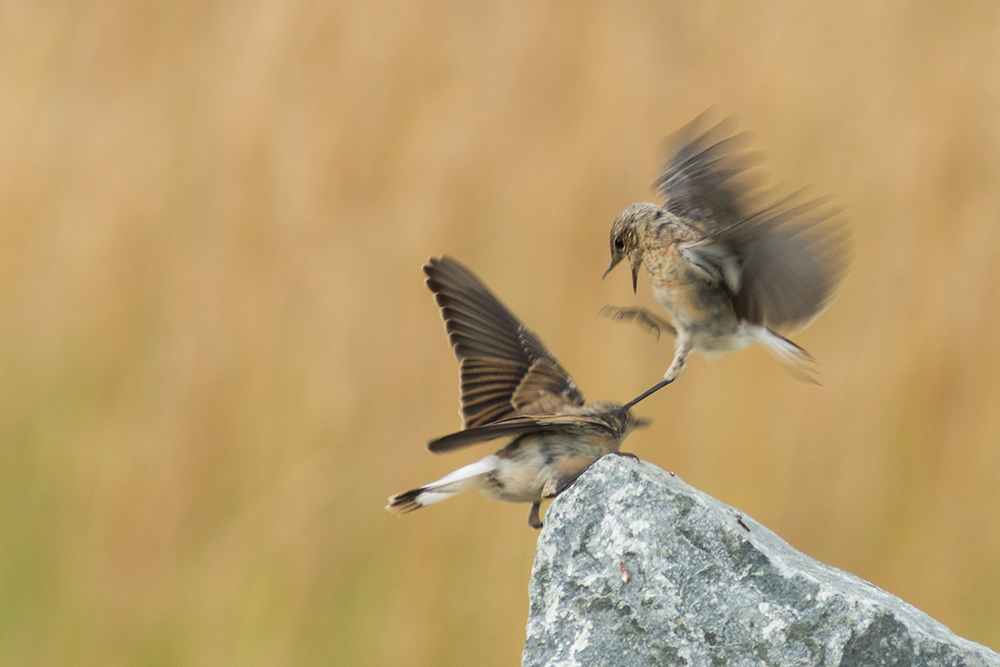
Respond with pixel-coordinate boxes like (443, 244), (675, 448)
(603, 258), (619, 280)
(631, 263), (639, 293)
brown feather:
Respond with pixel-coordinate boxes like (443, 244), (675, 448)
(424, 256), (584, 430)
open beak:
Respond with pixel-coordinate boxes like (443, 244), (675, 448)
(604, 257), (639, 293)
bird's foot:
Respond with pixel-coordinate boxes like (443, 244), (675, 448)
(662, 341), (692, 382)
(527, 501), (543, 529)
(599, 306), (677, 339)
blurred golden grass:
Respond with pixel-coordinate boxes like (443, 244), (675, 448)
(2, 0), (1000, 664)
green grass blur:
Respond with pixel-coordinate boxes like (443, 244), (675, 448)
(2, 0), (1000, 664)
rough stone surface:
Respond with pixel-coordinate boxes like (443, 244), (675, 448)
(523, 456), (1000, 667)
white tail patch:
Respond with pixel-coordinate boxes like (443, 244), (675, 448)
(755, 327), (820, 384)
(417, 458), (496, 505)
(387, 458), (498, 515)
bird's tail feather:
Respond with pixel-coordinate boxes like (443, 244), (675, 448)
(757, 327), (820, 384)
(386, 458), (496, 515)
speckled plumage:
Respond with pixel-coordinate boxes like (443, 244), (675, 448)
(605, 115), (849, 390)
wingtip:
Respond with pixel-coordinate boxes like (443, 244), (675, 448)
(422, 254), (441, 275)
(426, 437), (448, 453)
(423, 254), (456, 281)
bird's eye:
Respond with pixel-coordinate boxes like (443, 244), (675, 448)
(614, 237), (625, 251)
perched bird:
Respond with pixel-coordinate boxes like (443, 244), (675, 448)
(604, 115), (848, 396)
(387, 256), (648, 529)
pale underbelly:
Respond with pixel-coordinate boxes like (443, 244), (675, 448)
(652, 283), (757, 355)
(478, 435), (609, 503)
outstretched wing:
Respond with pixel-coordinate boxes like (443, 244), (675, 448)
(424, 256), (584, 429)
(680, 191), (850, 331)
(655, 113), (760, 232)
(428, 413), (623, 453)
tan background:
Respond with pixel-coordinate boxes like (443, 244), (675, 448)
(3, 0), (1000, 665)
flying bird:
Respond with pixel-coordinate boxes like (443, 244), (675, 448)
(604, 115), (848, 399)
(387, 256), (648, 529)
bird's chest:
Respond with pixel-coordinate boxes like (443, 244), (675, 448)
(647, 246), (737, 335)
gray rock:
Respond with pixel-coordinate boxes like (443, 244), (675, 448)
(523, 456), (1000, 667)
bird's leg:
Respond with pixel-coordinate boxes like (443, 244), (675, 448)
(538, 453), (640, 526)
(527, 501), (543, 529)
(613, 451), (639, 461)
(548, 463), (598, 498)
(664, 338), (693, 382)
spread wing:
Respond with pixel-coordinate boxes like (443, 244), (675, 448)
(428, 413), (623, 453)
(655, 113), (760, 232)
(679, 191), (850, 331)
(424, 256), (584, 430)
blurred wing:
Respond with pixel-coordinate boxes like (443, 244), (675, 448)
(655, 113), (760, 231)
(681, 192), (850, 331)
(428, 413), (620, 453)
(424, 256), (584, 428)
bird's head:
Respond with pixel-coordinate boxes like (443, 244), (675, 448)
(604, 202), (663, 292)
